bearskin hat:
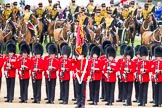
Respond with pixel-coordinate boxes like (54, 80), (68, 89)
(151, 45), (158, 56)
(60, 42), (68, 52)
(6, 43), (16, 54)
(89, 43), (96, 55)
(72, 0), (75, 3)
(90, 46), (101, 57)
(0, 42), (3, 54)
(139, 45), (148, 57)
(124, 46), (134, 59)
(61, 45), (71, 57)
(120, 44), (127, 55)
(90, 0), (94, 2)
(102, 40), (112, 51)
(20, 43), (30, 55)
(82, 43), (88, 57)
(46, 42), (54, 53)
(135, 45), (141, 56)
(106, 46), (116, 58)
(48, 44), (57, 55)
(33, 43), (43, 56)
(155, 46), (162, 57)
(25, 5), (30, 10)
(19, 41), (27, 50)
(103, 44), (111, 54)
(6, 39), (16, 47)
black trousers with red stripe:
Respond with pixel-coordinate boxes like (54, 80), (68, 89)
(75, 79), (86, 107)
(20, 79), (29, 101)
(91, 80), (100, 103)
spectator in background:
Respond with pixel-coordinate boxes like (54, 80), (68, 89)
(154, 2), (162, 20)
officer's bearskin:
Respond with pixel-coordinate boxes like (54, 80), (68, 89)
(6, 43), (16, 54)
(90, 46), (101, 57)
(48, 44), (58, 55)
(102, 40), (112, 51)
(20, 43), (30, 55)
(61, 45), (71, 57)
(151, 44), (158, 56)
(18, 41), (27, 50)
(139, 45), (148, 57)
(120, 44), (127, 55)
(46, 42), (54, 53)
(33, 43), (43, 56)
(124, 46), (134, 59)
(106, 46), (116, 58)
(89, 43), (96, 55)
(135, 45), (141, 56)
(155, 46), (162, 57)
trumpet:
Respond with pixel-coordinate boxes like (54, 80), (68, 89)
(60, 59), (65, 82)
(47, 59), (53, 81)
(155, 61), (160, 84)
(6, 56), (11, 78)
(124, 60), (129, 82)
(139, 60), (144, 84)
(32, 58), (38, 83)
(20, 57), (25, 80)
(107, 60), (111, 81)
(90, 59), (95, 82)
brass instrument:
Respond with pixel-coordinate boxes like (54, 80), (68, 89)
(140, 60), (144, 84)
(135, 59), (139, 82)
(32, 58), (38, 83)
(6, 56), (11, 78)
(20, 57), (25, 80)
(47, 59), (53, 81)
(90, 59), (95, 82)
(107, 60), (111, 81)
(60, 59), (65, 82)
(155, 61), (160, 84)
(124, 60), (128, 82)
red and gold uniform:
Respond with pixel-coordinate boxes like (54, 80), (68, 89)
(3, 42), (17, 102)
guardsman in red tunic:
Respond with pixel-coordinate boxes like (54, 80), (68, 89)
(44, 43), (59, 104)
(4, 42), (17, 103)
(137, 45), (150, 106)
(116, 44), (127, 102)
(151, 46), (162, 107)
(74, 44), (90, 108)
(133, 45), (141, 103)
(103, 46), (117, 105)
(44, 42), (55, 101)
(121, 46), (136, 106)
(87, 43), (96, 102)
(58, 42), (68, 101)
(17, 43), (31, 103)
(99, 40), (112, 101)
(59, 45), (72, 104)
(31, 43), (44, 103)
(0, 42), (4, 93)
(71, 49), (78, 102)
(88, 46), (102, 105)
(150, 45), (158, 104)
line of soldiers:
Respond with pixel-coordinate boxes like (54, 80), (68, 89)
(0, 40), (162, 108)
